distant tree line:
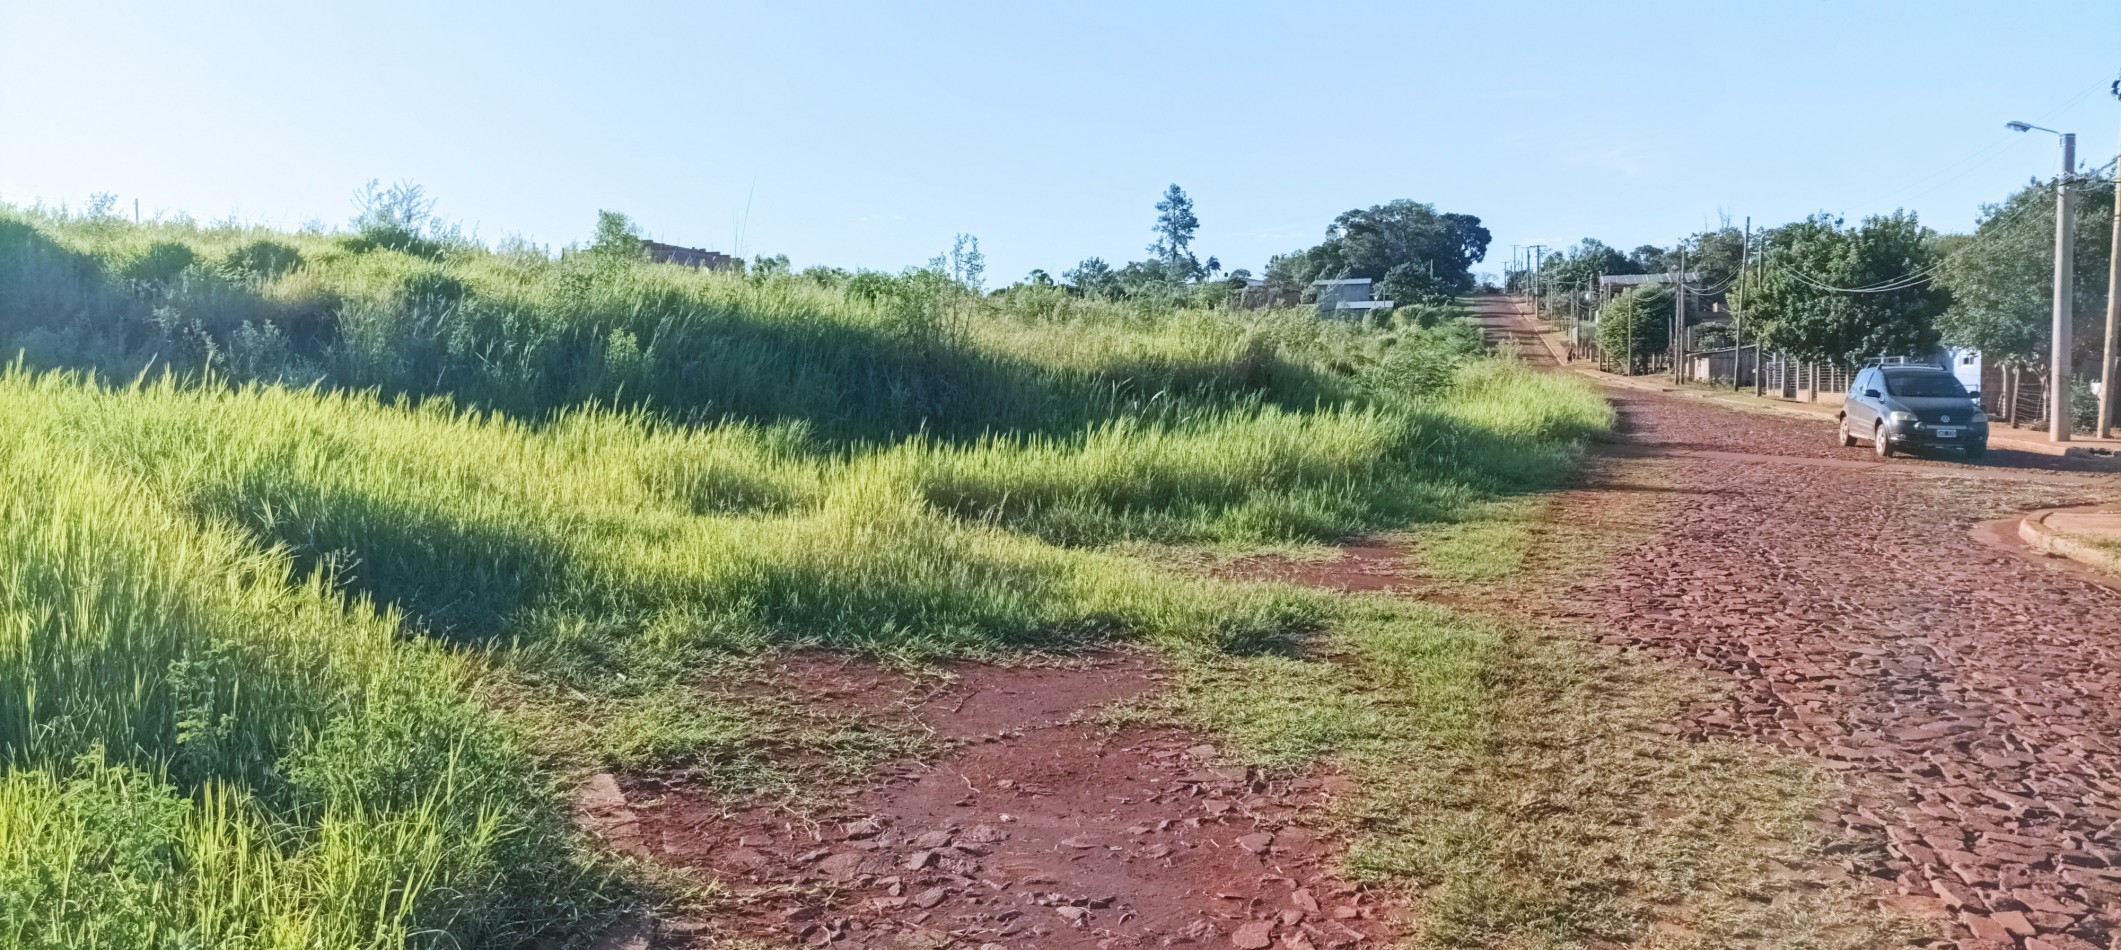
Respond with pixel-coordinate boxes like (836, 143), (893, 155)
(1541, 172), (2114, 419)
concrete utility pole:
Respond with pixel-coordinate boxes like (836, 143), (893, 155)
(2100, 75), (2121, 439)
(1528, 244), (1547, 304)
(1673, 248), (1688, 384)
(1738, 217), (1752, 391)
(2053, 132), (2078, 442)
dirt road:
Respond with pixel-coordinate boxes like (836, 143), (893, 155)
(1480, 296), (2121, 948)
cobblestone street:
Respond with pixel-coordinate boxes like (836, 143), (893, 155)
(1554, 380), (2121, 948)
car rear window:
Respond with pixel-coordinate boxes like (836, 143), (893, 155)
(1884, 372), (1968, 398)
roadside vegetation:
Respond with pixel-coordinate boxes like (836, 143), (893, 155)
(0, 196), (1621, 947)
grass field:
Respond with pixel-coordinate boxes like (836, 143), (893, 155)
(0, 205), (1619, 947)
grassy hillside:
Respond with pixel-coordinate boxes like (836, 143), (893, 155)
(0, 205), (1614, 947)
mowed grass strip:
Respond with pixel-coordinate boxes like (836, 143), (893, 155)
(1159, 599), (1915, 949)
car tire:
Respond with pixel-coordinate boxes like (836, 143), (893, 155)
(1965, 441), (1987, 460)
(1874, 424), (1895, 458)
(1838, 417), (1857, 447)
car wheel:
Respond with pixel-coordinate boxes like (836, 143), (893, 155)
(1838, 417), (1857, 447)
(1874, 424), (1895, 458)
(1965, 440), (1987, 460)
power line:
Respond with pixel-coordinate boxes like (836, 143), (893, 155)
(1753, 158), (2112, 295)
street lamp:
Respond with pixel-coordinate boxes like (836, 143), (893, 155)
(2007, 119), (2077, 442)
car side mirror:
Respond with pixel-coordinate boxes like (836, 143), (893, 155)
(1863, 389), (1881, 399)
(1966, 390), (1981, 401)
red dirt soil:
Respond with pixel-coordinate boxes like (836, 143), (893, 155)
(603, 652), (1390, 949)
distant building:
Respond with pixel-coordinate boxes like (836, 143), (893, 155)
(1687, 346), (1757, 387)
(1237, 277), (1299, 309)
(644, 240), (740, 271)
(1596, 272), (1704, 300)
(1311, 278), (1395, 323)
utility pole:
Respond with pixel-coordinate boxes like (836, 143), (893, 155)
(1737, 217), (1752, 391)
(2052, 132), (2078, 442)
(1528, 244), (1547, 308)
(1672, 248), (1688, 384)
(2100, 74), (2121, 439)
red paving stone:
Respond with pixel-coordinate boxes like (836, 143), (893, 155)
(607, 654), (1389, 949)
(1551, 378), (2121, 949)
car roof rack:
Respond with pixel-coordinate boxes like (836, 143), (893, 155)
(1862, 355), (1943, 369)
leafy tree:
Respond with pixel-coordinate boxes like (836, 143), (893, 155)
(750, 253), (792, 278)
(1628, 245), (1671, 274)
(590, 210), (646, 259)
(1150, 184), (1203, 282)
(1064, 257), (1120, 298)
(933, 233), (984, 291)
(351, 179), (436, 240)
(1268, 200), (1491, 294)
(1596, 283), (1672, 374)
(1378, 262), (1455, 307)
(799, 265), (853, 287)
(1675, 223), (1749, 289)
(1533, 238), (1643, 307)
(347, 179), (448, 257)
(1937, 176), (2115, 369)
(1692, 322), (1738, 350)
(1734, 212), (1946, 365)
(1114, 259), (1173, 295)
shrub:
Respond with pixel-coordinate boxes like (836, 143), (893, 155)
(121, 241), (198, 284)
(220, 239), (304, 281)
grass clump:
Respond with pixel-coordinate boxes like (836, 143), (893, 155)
(0, 434), (586, 949)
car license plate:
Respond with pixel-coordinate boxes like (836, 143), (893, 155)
(1933, 427), (1959, 439)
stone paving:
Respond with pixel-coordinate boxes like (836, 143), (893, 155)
(1554, 383), (2121, 948)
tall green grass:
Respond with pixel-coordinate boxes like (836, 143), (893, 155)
(0, 206), (1614, 946)
(0, 423), (572, 949)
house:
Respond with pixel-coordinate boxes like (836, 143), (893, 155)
(1237, 277), (1300, 309)
(643, 240), (740, 271)
(1311, 278), (1395, 325)
(1945, 346), (1983, 394)
(1687, 346), (1757, 387)
(1596, 271), (1703, 300)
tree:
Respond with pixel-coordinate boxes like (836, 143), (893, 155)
(1675, 222), (1749, 289)
(1269, 200), (1491, 294)
(1735, 212), (1947, 366)
(1150, 184), (1204, 282)
(935, 233), (984, 291)
(1378, 262), (1454, 307)
(1596, 283), (1672, 374)
(1533, 238), (1643, 310)
(348, 179), (448, 256)
(750, 253), (792, 278)
(590, 210), (646, 259)
(1937, 176), (2115, 369)
(1064, 257), (1120, 298)
(1628, 245), (1671, 274)
(351, 179), (436, 240)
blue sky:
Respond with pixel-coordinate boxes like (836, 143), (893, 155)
(2, 1), (2117, 283)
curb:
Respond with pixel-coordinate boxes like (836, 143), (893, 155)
(2018, 509), (2121, 576)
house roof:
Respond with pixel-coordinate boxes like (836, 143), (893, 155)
(1312, 278), (1373, 286)
(1598, 272), (1703, 287)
